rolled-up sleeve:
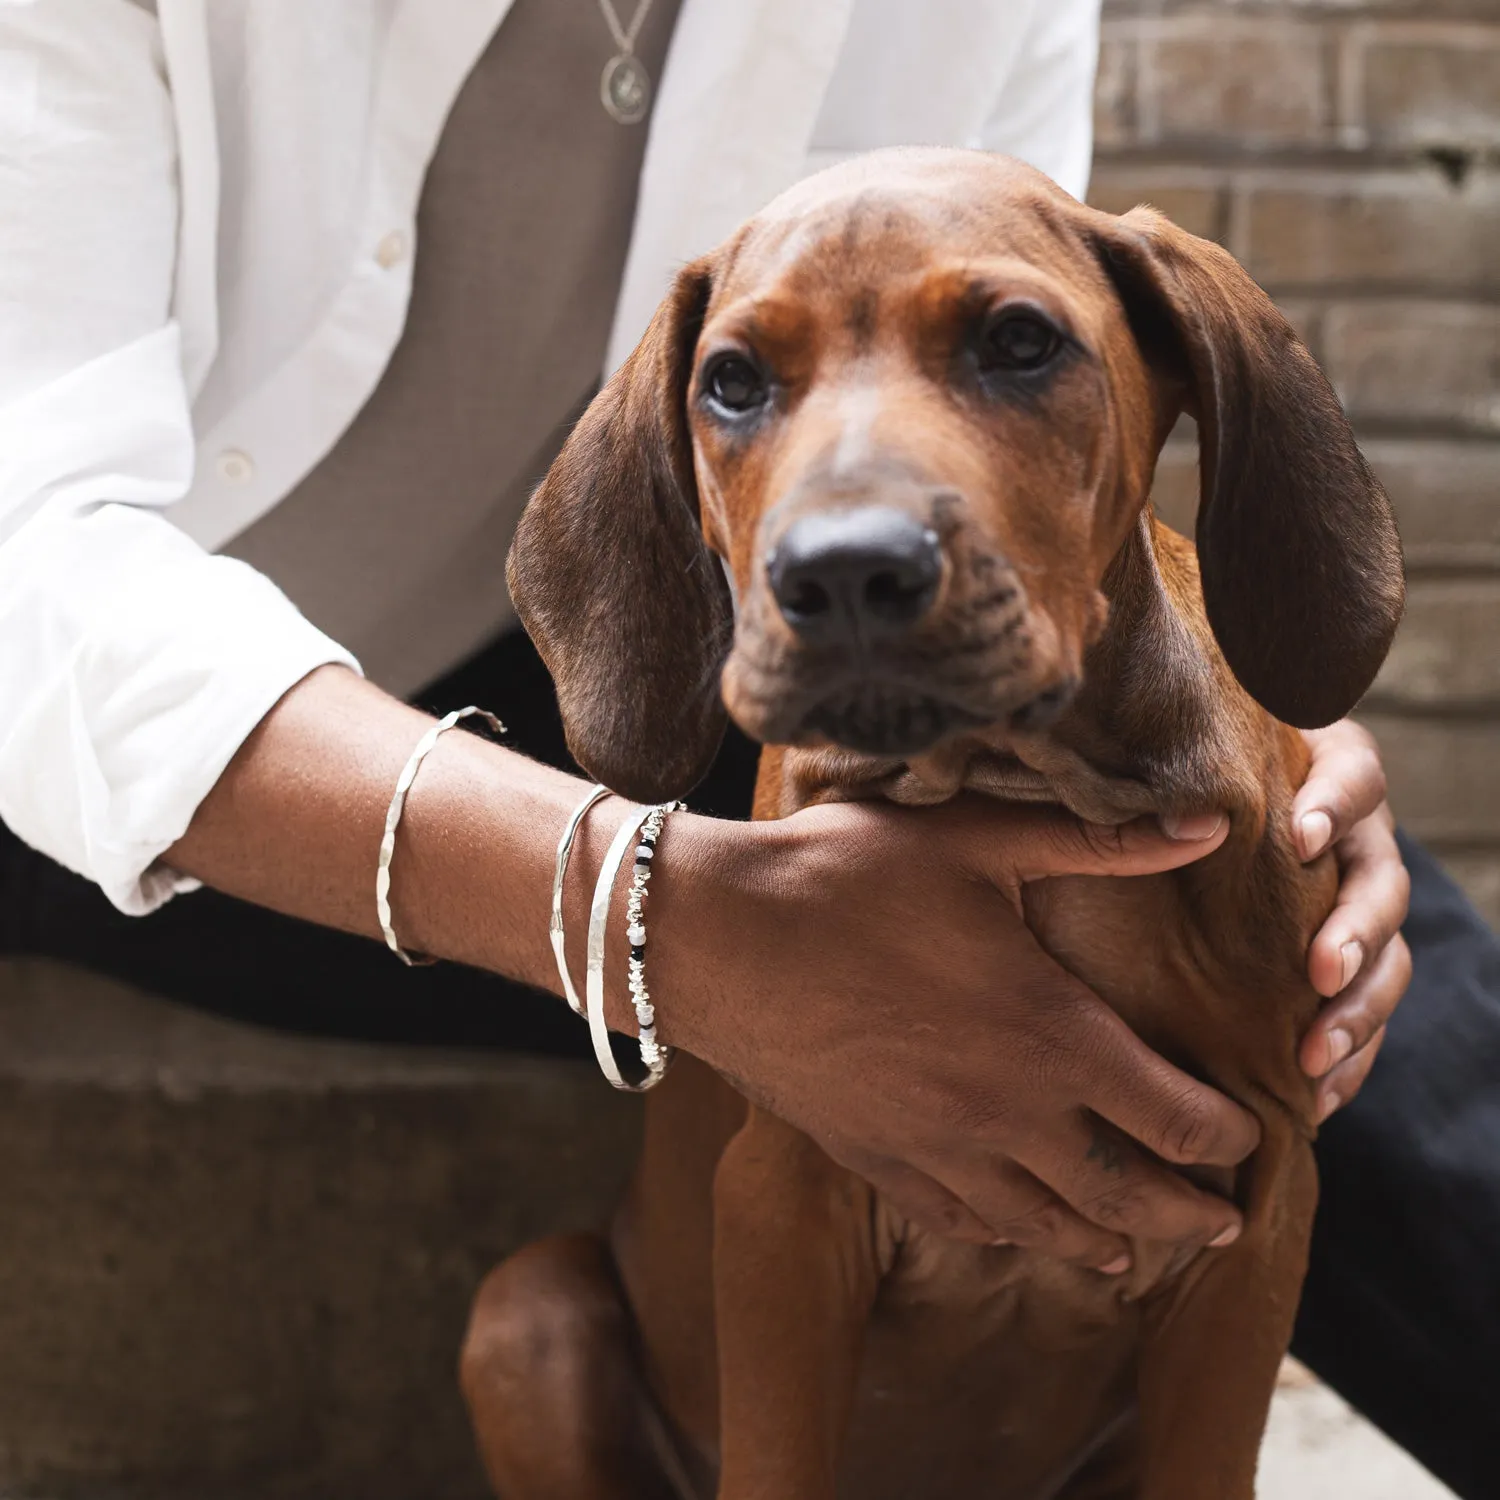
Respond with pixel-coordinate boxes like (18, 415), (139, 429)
(0, 0), (358, 915)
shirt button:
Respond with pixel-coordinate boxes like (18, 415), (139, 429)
(375, 230), (408, 269)
(217, 449), (254, 484)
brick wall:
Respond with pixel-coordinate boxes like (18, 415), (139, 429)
(1092, 0), (1500, 928)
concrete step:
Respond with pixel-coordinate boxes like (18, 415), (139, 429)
(0, 959), (640, 1499)
(2, 965), (1455, 1500)
(1261, 1362), (1457, 1499)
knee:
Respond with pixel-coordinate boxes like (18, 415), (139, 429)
(460, 1234), (627, 1408)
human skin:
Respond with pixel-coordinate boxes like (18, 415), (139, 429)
(166, 663), (1406, 1259)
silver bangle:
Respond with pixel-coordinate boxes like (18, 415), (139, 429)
(376, 706), (505, 965)
(551, 783), (611, 1015)
(585, 800), (680, 1091)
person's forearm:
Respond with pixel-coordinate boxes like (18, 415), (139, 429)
(166, 664), (590, 996)
(165, 662), (1272, 1263)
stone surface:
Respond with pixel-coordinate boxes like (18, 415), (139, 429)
(0, 960), (1466, 1500)
(0, 960), (640, 1500)
(1232, 169), (1500, 293)
(1097, 0), (1500, 968)
(1349, 25), (1500, 150)
(1323, 301), (1500, 435)
(1373, 577), (1500, 708)
(1355, 712), (1500, 841)
(1150, 440), (1201, 536)
(1360, 438), (1500, 569)
(1259, 1365), (1457, 1499)
(1088, 167), (1227, 241)
(1136, 19), (1330, 146)
(1094, 30), (1137, 149)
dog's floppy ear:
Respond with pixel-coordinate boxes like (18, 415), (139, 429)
(507, 259), (732, 801)
(1089, 207), (1404, 728)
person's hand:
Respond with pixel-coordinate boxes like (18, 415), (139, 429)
(1291, 720), (1411, 1121)
(654, 800), (1257, 1274)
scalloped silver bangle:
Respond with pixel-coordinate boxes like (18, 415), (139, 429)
(376, 706), (505, 966)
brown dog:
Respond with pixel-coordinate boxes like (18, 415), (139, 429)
(463, 149), (1404, 1499)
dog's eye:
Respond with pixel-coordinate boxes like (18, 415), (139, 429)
(704, 354), (769, 414)
(980, 314), (1060, 372)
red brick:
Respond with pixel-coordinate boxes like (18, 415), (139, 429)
(1355, 713), (1500, 840)
(1134, 19), (1331, 147)
(1373, 579), (1500, 707)
(1361, 439), (1500, 568)
(1233, 169), (1500, 293)
(1345, 25), (1500, 150)
(1322, 301), (1500, 435)
(1089, 167), (1227, 242)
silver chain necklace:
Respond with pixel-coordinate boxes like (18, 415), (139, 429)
(596, 0), (656, 125)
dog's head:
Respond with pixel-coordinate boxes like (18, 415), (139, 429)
(510, 149), (1404, 801)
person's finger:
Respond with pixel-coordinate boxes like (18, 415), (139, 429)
(1317, 1025), (1387, 1123)
(844, 1152), (999, 1246)
(1018, 1112), (1243, 1249)
(1307, 815), (1410, 999)
(970, 804), (1229, 888)
(1301, 932), (1411, 1079)
(937, 1156), (1134, 1272)
(1073, 1003), (1263, 1168)
(1293, 722), (1387, 860)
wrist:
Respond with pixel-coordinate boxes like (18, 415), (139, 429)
(637, 810), (778, 1063)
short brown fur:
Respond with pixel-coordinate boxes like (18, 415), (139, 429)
(475, 149), (1404, 1499)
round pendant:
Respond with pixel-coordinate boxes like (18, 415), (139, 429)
(601, 52), (651, 125)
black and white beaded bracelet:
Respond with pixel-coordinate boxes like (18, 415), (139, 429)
(624, 801), (677, 1075)
(584, 799), (681, 1092)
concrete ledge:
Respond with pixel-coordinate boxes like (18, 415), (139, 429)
(0, 959), (640, 1499)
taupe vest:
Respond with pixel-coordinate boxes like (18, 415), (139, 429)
(228, 0), (682, 697)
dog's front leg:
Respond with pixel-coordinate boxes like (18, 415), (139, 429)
(1134, 1128), (1318, 1500)
(712, 1105), (882, 1500)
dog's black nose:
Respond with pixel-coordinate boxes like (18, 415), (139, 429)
(768, 508), (943, 640)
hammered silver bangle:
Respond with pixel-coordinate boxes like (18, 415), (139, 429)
(551, 783), (611, 1015)
(376, 706), (505, 966)
(584, 800), (680, 1092)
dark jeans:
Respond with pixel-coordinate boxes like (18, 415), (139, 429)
(2, 627), (1496, 1498)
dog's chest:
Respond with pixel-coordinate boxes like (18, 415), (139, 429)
(837, 1232), (1143, 1500)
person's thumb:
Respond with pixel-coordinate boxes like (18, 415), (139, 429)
(974, 804), (1229, 886)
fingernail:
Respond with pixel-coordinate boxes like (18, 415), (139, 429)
(1210, 1223), (1241, 1249)
(1299, 810), (1333, 860)
(1162, 812), (1225, 841)
(1340, 940), (1365, 990)
(1317, 1090), (1341, 1124)
(990, 1237), (1013, 1248)
(1326, 1026), (1354, 1070)
(1102, 1254), (1132, 1275)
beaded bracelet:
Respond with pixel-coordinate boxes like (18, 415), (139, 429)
(584, 800), (681, 1092)
(376, 706), (505, 965)
(624, 801), (677, 1075)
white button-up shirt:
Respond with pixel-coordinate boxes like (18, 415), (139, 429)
(0, 0), (1099, 914)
